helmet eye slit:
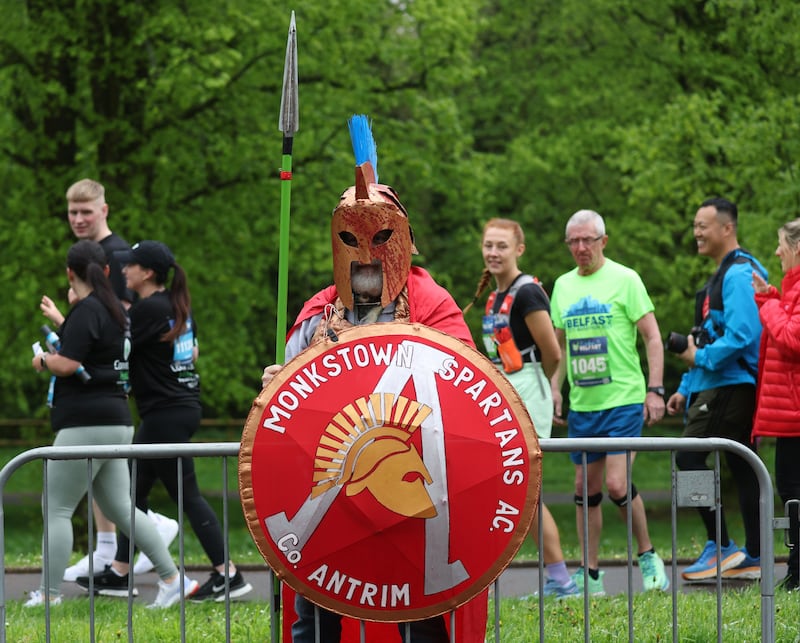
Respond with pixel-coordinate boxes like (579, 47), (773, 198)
(339, 231), (358, 247)
(372, 229), (392, 247)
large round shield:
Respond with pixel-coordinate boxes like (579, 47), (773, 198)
(239, 322), (541, 621)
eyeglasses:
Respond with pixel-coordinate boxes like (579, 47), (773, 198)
(565, 235), (603, 248)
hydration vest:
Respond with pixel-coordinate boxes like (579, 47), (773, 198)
(482, 274), (543, 373)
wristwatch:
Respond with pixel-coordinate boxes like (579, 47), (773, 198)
(646, 386), (665, 396)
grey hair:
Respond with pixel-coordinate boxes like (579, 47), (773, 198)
(566, 209), (606, 237)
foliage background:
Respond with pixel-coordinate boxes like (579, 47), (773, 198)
(2, 0), (799, 423)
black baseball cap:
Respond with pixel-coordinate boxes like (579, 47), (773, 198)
(116, 240), (175, 280)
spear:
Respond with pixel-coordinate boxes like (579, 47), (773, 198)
(276, 10), (298, 365)
(270, 11), (297, 630)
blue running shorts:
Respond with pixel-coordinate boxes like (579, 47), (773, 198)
(568, 403), (644, 464)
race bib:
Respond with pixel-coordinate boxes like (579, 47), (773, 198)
(568, 336), (611, 387)
(171, 319), (195, 372)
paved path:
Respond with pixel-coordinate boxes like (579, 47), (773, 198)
(5, 560), (782, 605)
(493, 560), (783, 597)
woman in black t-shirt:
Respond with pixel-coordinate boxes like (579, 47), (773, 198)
(112, 240), (251, 602)
(27, 240), (196, 608)
(464, 218), (580, 599)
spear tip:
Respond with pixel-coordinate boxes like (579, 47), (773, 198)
(279, 11), (299, 135)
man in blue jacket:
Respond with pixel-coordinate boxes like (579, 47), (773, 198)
(666, 197), (767, 582)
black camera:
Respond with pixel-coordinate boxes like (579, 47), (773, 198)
(665, 326), (712, 354)
(665, 331), (689, 354)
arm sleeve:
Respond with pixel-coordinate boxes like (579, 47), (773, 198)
(676, 371), (692, 398)
(129, 297), (168, 347)
(285, 315), (322, 361)
(57, 303), (99, 362)
(550, 280), (564, 329)
(755, 286), (780, 308)
(625, 270), (655, 323)
(694, 264), (762, 372)
(760, 292), (800, 359)
(513, 283), (550, 318)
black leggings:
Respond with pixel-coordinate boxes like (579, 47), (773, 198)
(116, 406), (225, 567)
(676, 385), (760, 555)
(776, 437), (800, 576)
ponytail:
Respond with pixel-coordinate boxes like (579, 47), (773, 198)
(161, 262), (192, 343)
(463, 268), (493, 314)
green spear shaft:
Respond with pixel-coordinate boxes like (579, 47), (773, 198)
(271, 11), (297, 632)
(276, 10), (298, 365)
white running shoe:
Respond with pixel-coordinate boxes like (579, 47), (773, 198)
(133, 510), (179, 575)
(63, 551), (113, 582)
(24, 589), (62, 607)
(147, 575), (199, 609)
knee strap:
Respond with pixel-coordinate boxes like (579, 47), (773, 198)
(574, 492), (603, 507)
(610, 484), (639, 507)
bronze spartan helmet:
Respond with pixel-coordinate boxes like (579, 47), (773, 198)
(331, 116), (418, 310)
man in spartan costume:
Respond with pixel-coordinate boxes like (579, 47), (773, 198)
(261, 115), (488, 642)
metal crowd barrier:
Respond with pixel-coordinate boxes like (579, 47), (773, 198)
(526, 437), (776, 643)
(0, 443), (242, 643)
(0, 437), (784, 643)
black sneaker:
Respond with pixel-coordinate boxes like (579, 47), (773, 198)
(778, 574), (799, 592)
(75, 564), (139, 597)
(190, 570), (253, 602)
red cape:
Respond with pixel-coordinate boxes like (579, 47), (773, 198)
(282, 266), (486, 641)
(281, 584), (489, 642)
(288, 266), (476, 349)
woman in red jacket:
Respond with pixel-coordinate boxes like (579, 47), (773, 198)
(752, 217), (800, 591)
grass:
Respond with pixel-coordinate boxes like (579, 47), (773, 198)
(8, 589), (800, 643)
(6, 589), (800, 643)
(490, 586), (800, 642)
(4, 599), (273, 642)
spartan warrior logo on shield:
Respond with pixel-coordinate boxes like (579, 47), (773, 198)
(310, 393), (437, 519)
(239, 323), (541, 621)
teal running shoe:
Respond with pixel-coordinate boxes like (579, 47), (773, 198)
(639, 550), (669, 591)
(571, 567), (606, 596)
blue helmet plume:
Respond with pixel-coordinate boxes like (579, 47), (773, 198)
(347, 114), (378, 183)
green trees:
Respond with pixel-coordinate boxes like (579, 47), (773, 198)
(2, 1), (799, 419)
(3, 1), (282, 416)
(457, 0), (800, 383)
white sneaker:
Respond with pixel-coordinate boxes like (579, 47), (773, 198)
(63, 551), (113, 582)
(147, 575), (199, 609)
(133, 511), (179, 575)
(24, 589), (62, 608)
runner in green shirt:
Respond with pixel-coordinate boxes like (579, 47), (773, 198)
(550, 209), (668, 596)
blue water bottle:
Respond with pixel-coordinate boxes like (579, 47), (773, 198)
(41, 325), (92, 383)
